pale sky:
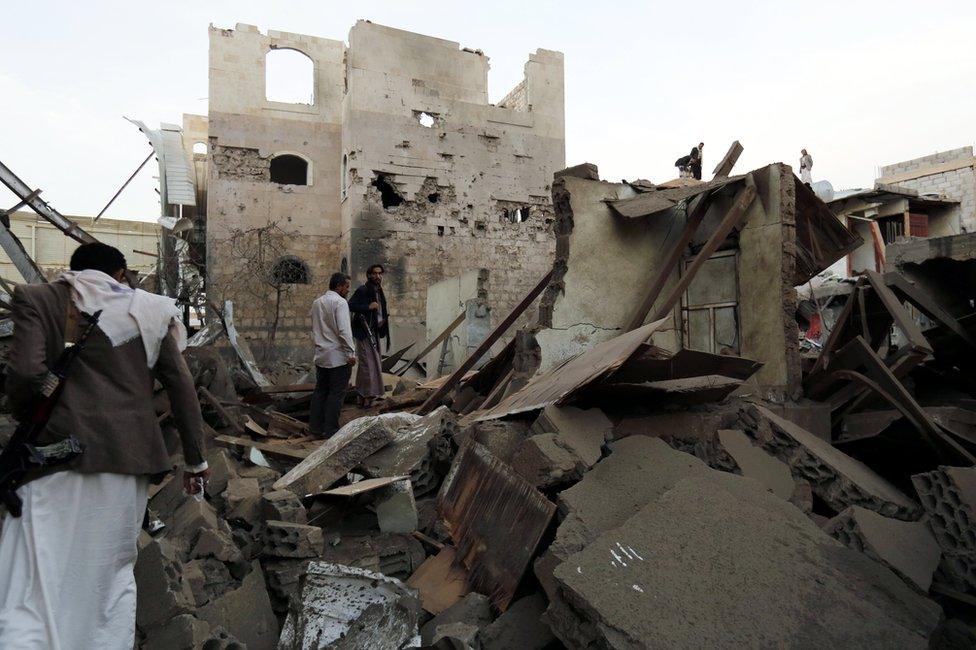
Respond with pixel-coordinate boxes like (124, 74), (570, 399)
(2, 0), (974, 222)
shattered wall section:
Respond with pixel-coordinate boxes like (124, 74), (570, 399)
(340, 21), (564, 345)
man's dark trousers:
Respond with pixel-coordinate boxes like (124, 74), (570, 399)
(309, 364), (352, 437)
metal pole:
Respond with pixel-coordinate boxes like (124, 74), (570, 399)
(93, 150), (154, 223)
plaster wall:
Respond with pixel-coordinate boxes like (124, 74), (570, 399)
(540, 164), (800, 395)
(424, 268), (488, 377)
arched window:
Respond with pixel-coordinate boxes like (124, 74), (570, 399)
(192, 142), (207, 155)
(270, 154), (309, 186)
(270, 256), (310, 285)
(265, 48), (314, 104)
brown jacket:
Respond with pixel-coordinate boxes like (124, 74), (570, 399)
(5, 280), (206, 479)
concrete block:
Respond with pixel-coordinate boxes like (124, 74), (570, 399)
(456, 419), (530, 463)
(237, 465), (281, 492)
(184, 558), (235, 607)
(823, 506), (941, 591)
(478, 592), (556, 650)
(260, 489), (308, 524)
(205, 448), (240, 500)
(912, 465), (976, 590)
(264, 520), (324, 558)
(274, 413), (419, 496)
(199, 562), (279, 650)
(222, 477), (263, 524)
(141, 614), (245, 650)
(512, 433), (586, 489)
(318, 533), (427, 580)
(134, 538), (195, 630)
(744, 404), (921, 520)
(547, 472), (943, 648)
(278, 562), (421, 650)
(420, 592), (492, 645)
(375, 479), (419, 533)
(531, 405), (608, 467)
(190, 528), (247, 576)
(264, 558), (312, 615)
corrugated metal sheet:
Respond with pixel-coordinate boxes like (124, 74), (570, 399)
(126, 118), (196, 212)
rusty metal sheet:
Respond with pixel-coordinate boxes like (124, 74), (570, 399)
(473, 319), (669, 422)
(438, 440), (555, 612)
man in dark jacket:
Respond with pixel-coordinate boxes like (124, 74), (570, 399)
(348, 264), (389, 407)
(0, 243), (209, 648)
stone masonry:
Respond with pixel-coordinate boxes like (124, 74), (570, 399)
(200, 21), (564, 359)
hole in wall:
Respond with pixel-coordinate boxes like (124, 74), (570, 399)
(192, 142), (207, 155)
(340, 257), (349, 275)
(417, 112), (436, 128)
(270, 256), (310, 285)
(266, 47), (314, 104)
(270, 154), (309, 185)
(503, 206), (531, 223)
(372, 173), (404, 209)
(437, 225), (445, 236)
(428, 192), (440, 203)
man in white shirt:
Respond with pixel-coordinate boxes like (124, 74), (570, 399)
(309, 273), (356, 437)
(799, 149), (813, 185)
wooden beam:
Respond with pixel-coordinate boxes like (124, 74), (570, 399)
(214, 434), (310, 460)
(650, 184), (757, 322)
(625, 190), (714, 331)
(712, 140), (743, 178)
(869, 221), (886, 270)
(417, 270), (553, 415)
(198, 386), (244, 434)
(396, 311), (466, 377)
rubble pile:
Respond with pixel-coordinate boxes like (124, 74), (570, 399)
(5, 158), (976, 648)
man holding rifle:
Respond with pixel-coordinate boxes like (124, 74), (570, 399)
(0, 243), (209, 649)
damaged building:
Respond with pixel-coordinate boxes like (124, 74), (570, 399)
(200, 21), (564, 357)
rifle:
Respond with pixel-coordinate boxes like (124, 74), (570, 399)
(0, 309), (102, 517)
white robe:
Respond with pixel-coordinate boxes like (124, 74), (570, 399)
(0, 472), (148, 650)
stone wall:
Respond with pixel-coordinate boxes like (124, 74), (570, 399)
(203, 21), (565, 361)
(878, 146), (976, 232)
(339, 21), (564, 346)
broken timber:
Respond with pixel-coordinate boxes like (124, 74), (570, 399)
(214, 434), (311, 460)
(712, 140), (743, 178)
(397, 311), (466, 377)
(417, 271), (552, 415)
(0, 158), (97, 244)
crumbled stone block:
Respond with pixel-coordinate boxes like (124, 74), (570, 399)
(512, 433), (586, 489)
(375, 479), (419, 533)
(198, 562), (279, 650)
(184, 558), (235, 607)
(135, 538), (195, 630)
(420, 592), (492, 646)
(912, 465), (976, 590)
(264, 520), (324, 558)
(222, 477), (262, 523)
(478, 593), (556, 650)
(261, 489), (308, 524)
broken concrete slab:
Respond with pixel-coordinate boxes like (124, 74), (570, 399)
(198, 561), (279, 650)
(278, 562), (421, 650)
(142, 614), (244, 650)
(478, 592), (557, 650)
(375, 478), (419, 533)
(743, 403), (921, 520)
(184, 558), (235, 607)
(190, 528), (247, 572)
(912, 465), (976, 590)
(360, 406), (457, 497)
(547, 472), (943, 648)
(274, 412), (420, 497)
(222, 476), (263, 524)
(531, 405), (609, 467)
(264, 520), (324, 558)
(428, 622), (481, 649)
(717, 428), (795, 500)
(823, 506), (941, 591)
(455, 418), (530, 464)
(420, 592), (493, 646)
(512, 433), (588, 489)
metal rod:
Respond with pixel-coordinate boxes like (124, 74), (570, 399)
(93, 150), (154, 223)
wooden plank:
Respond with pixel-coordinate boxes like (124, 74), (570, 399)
(417, 271), (552, 415)
(406, 546), (469, 615)
(214, 434), (311, 460)
(396, 311), (465, 377)
(257, 383), (315, 395)
(864, 270), (932, 354)
(885, 272), (976, 348)
(625, 189), (714, 331)
(198, 386), (244, 434)
(651, 184), (757, 322)
(312, 475), (409, 497)
(712, 140), (743, 178)
(869, 221), (886, 269)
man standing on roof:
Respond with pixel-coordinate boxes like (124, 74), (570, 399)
(0, 242), (209, 649)
(691, 142), (704, 180)
(349, 264), (389, 408)
(309, 272), (357, 438)
(800, 149), (813, 185)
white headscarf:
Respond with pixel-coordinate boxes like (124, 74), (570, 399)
(59, 269), (186, 367)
